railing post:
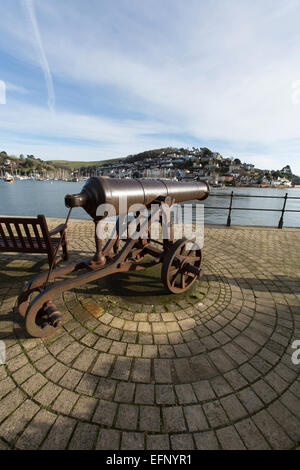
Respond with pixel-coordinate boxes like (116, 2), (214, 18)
(227, 191), (234, 227)
(278, 193), (288, 229)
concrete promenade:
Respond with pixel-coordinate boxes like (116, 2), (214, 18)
(0, 219), (299, 450)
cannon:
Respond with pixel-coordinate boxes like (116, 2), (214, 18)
(18, 177), (209, 338)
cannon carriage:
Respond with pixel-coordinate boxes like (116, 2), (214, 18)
(18, 177), (209, 338)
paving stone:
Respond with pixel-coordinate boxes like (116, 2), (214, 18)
(71, 396), (97, 420)
(59, 368), (83, 389)
(156, 385), (176, 405)
(6, 353), (28, 372)
(138, 333), (154, 344)
(52, 389), (78, 414)
(235, 418), (271, 450)
(154, 359), (172, 383)
(194, 431), (219, 450)
(220, 395), (248, 421)
(115, 382), (135, 402)
(216, 426), (246, 450)
(76, 372), (98, 395)
(68, 422), (98, 450)
(142, 345), (158, 358)
(72, 348), (98, 371)
(268, 400), (300, 443)
(173, 343), (191, 357)
(109, 341), (127, 355)
(57, 342), (84, 364)
(192, 380), (216, 402)
(280, 391), (300, 419)
(45, 362), (68, 382)
(93, 399), (117, 426)
(189, 355), (217, 380)
(41, 416), (76, 450)
(92, 352), (115, 376)
(210, 376), (233, 397)
(163, 407), (186, 432)
(34, 354), (56, 373)
(116, 404), (139, 430)
(203, 400), (229, 428)
(252, 410), (294, 450)
(0, 399), (39, 443)
(158, 345), (174, 358)
(139, 406), (161, 432)
(121, 432), (144, 450)
(96, 429), (121, 450)
(94, 378), (116, 400)
(184, 405), (208, 431)
(15, 409), (57, 449)
(224, 369), (248, 390)
(251, 380), (277, 404)
(147, 434), (170, 450)
(111, 357), (132, 381)
(170, 434), (195, 450)
(175, 384), (197, 404)
(34, 382), (62, 407)
(135, 384), (154, 404)
(0, 376), (15, 399)
(94, 337), (113, 352)
(209, 349), (236, 373)
(22, 373), (48, 395)
(237, 387), (264, 414)
(131, 358), (151, 383)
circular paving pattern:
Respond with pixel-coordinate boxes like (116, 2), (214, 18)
(0, 220), (299, 450)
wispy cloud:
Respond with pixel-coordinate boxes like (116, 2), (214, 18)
(22, 0), (55, 112)
(5, 82), (28, 94)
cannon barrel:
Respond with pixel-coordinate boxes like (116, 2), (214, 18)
(65, 177), (210, 219)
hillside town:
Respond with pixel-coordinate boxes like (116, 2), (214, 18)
(78, 147), (297, 188)
(0, 148), (298, 187)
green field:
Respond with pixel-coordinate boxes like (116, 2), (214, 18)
(47, 157), (123, 169)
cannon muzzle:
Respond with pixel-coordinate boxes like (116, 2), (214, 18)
(65, 177), (210, 220)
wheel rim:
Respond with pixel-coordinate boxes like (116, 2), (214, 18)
(161, 238), (202, 293)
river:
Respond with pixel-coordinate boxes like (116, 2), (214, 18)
(0, 180), (299, 228)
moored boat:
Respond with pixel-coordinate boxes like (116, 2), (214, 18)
(4, 172), (14, 183)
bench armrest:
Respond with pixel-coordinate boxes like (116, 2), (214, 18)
(49, 223), (67, 236)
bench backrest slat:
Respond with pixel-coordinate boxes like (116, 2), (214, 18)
(15, 223), (26, 249)
(32, 224), (43, 249)
(37, 215), (54, 256)
(5, 222), (17, 248)
(23, 223), (35, 249)
(0, 223), (9, 248)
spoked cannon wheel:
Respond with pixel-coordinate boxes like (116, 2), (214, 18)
(161, 238), (202, 293)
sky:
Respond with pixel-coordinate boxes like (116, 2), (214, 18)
(0, 0), (300, 174)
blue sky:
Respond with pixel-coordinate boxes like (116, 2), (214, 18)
(0, 0), (300, 174)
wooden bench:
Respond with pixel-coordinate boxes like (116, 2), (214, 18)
(0, 215), (68, 267)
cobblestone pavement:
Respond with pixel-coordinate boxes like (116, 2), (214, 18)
(0, 219), (299, 450)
